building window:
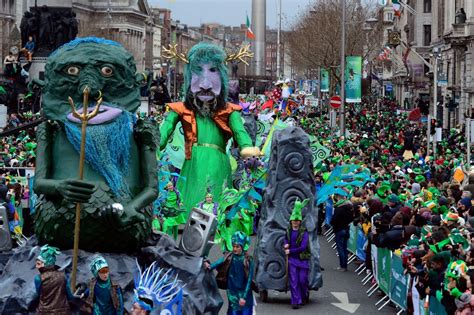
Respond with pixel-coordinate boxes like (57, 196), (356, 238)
(423, 0), (431, 13)
(423, 25), (431, 46)
(386, 13), (393, 22)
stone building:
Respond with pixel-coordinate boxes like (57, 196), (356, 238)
(1, 0), (156, 73)
(388, 0), (474, 128)
(0, 0), (20, 72)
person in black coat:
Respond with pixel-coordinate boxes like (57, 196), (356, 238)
(330, 195), (354, 271)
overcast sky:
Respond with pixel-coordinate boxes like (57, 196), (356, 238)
(149, 0), (312, 29)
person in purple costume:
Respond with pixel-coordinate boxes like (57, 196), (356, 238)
(284, 198), (311, 309)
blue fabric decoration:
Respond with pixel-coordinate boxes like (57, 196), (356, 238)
(317, 165), (373, 205)
(50, 36), (122, 57)
(64, 109), (132, 197)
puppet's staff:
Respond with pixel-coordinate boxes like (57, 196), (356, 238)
(68, 87), (102, 292)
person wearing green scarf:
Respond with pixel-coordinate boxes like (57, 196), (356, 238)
(78, 255), (124, 314)
(161, 182), (184, 240)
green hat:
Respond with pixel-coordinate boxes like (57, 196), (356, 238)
(388, 194), (399, 204)
(427, 187), (441, 198)
(406, 235), (420, 247)
(415, 175), (425, 183)
(322, 172), (330, 182)
(438, 205), (449, 215)
(37, 245), (61, 266)
(376, 184), (391, 200)
(290, 198), (309, 221)
(231, 231), (250, 251)
(412, 168), (422, 175)
(90, 255), (109, 277)
(399, 193), (408, 202)
(391, 181), (401, 193)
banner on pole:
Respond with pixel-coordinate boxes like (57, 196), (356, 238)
(345, 56), (362, 103)
(470, 120), (474, 143)
(320, 69), (330, 92)
(356, 228), (366, 261)
(309, 139), (330, 168)
(390, 253), (408, 309)
(330, 110), (337, 128)
(348, 224), (358, 254)
(376, 247), (391, 294)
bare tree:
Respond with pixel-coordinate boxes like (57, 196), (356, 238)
(285, 0), (383, 94)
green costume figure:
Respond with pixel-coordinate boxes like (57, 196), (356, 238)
(215, 188), (243, 252)
(34, 245), (73, 315)
(160, 182), (183, 239)
(215, 178), (260, 252)
(207, 231), (254, 315)
(197, 193), (219, 216)
(32, 37), (158, 252)
(80, 255), (124, 315)
(159, 42), (260, 226)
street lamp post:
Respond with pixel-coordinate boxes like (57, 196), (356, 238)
(276, 0), (281, 79)
(339, 0), (346, 135)
(433, 50), (439, 159)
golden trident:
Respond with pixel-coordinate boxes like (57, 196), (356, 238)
(68, 86), (102, 292)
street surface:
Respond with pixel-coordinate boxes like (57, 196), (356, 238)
(208, 233), (398, 315)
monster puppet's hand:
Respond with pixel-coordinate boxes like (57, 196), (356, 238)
(56, 179), (96, 203)
(100, 203), (146, 229)
(240, 147), (262, 159)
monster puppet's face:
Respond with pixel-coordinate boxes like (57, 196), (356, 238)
(39, 39), (144, 122)
(190, 63), (222, 103)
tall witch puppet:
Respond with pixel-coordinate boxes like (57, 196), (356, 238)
(160, 43), (260, 224)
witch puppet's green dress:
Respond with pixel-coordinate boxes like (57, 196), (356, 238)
(159, 103), (253, 225)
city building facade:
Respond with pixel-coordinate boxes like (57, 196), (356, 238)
(387, 0), (473, 128)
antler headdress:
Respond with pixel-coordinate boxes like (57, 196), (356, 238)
(162, 43), (189, 64)
(162, 43), (254, 66)
(225, 44), (254, 66)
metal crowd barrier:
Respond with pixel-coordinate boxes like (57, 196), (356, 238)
(324, 221), (452, 314)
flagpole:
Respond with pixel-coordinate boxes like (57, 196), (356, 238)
(276, 0), (281, 79)
(245, 11), (248, 79)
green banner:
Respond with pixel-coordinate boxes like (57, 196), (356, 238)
(345, 56), (362, 103)
(428, 296), (447, 315)
(320, 69), (329, 92)
(376, 247), (391, 294)
(309, 135), (330, 168)
(348, 224), (358, 254)
(390, 253), (408, 309)
(162, 121), (185, 169)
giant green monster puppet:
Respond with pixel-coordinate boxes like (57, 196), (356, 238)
(160, 42), (260, 224)
(33, 37), (158, 252)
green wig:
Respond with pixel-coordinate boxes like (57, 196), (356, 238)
(183, 42), (229, 100)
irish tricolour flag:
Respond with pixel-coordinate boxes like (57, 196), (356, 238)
(246, 14), (256, 40)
